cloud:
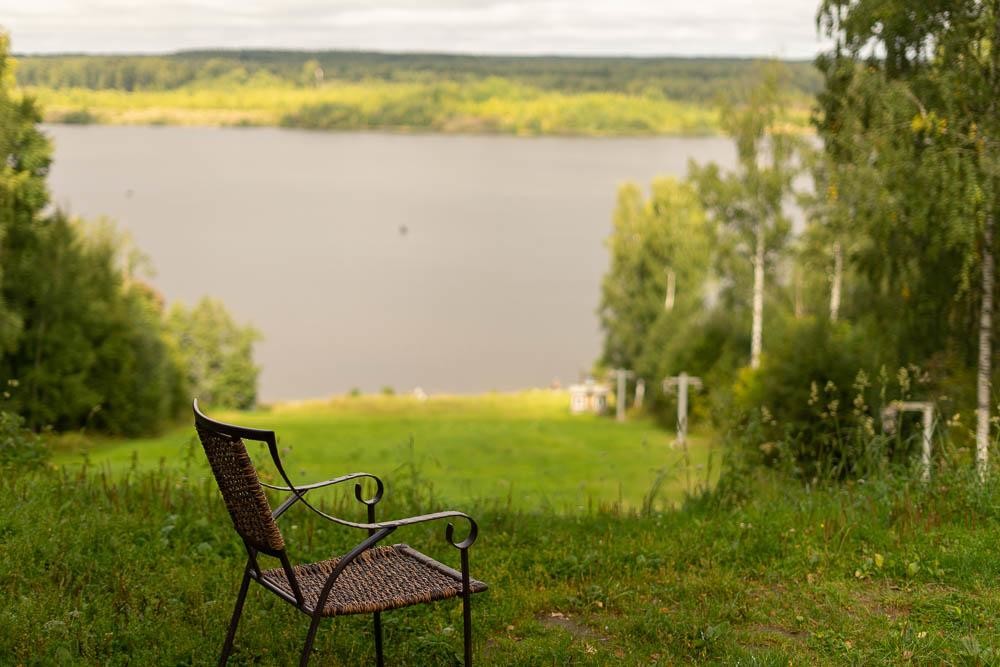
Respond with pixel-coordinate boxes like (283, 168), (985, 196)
(0, 0), (827, 57)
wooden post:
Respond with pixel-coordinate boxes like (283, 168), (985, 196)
(881, 401), (935, 481)
(663, 372), (703, 447)
(634, 379), (646, 410)
(612, 369), (635, 422)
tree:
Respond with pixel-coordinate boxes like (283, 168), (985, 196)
(0, 32), (51, 354)
(0, 37), (188, 435)
(817, 0), (1000, 477)
(690, 62), (800, 369)
(167, 298), (261, 410)
(600, 177), (711, 376)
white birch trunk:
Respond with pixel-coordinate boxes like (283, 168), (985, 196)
(751, 221), (765, 369)
(830, 241), (843, 322)
(977, 213), (994, 480)
(665, 269), (676, 311)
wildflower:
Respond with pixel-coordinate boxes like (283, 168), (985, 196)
(853, 370), (870, 392)
(808, 382), (819, 406)
(897, 367), (910, 394)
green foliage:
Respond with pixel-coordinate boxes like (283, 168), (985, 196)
(599, 178), (714, 418)
(0, 32), (51, 355)
(689, 61), (800, 315)
(0, 39), (253, 435)
(0, 36), (188, 436)
(0, 213), (186, 435)
(0, 408), (48, 468)
(599, 65), (804, 429)
(813, 0), (1000, 366)
(167, 298), (260, 410)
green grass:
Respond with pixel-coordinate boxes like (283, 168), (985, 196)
(53, 391), (717, 513)
(11, 392), (1000, 664)
(3, 459), (1000, 664)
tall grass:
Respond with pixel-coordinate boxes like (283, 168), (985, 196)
(4, 447), (1000, 664)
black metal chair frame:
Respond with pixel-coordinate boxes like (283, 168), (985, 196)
(193, 399), (484, 666)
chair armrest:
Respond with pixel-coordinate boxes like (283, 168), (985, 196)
(261, 471), (384, 495)
(261, 472), (384, 520)
(265, 472), (477, 549)
(303, 504), (480, 549)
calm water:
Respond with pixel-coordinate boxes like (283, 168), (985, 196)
(45, 125), (735, 401)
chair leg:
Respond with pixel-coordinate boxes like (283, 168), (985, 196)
(219, 568), (252, 667)
(300, 614), (323, 667)
(374, 611), (385, 667)
(460, 549), (473, 666)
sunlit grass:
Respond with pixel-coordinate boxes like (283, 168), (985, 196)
(53, 390), (718, 512)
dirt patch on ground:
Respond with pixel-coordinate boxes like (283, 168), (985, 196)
(854, 589), (912, 620)
(539, 611), (605, 641)
(747, 623), (808, 642)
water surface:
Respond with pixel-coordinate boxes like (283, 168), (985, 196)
(45, 126), (735, 401)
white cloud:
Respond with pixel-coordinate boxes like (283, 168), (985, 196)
(0, 0), (828, 57)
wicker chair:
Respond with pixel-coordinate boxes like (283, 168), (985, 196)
(193, 400), (487, 666)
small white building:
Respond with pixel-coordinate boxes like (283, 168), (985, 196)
(569, 379), (610, 415)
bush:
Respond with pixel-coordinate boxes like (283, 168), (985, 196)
(729, 315), (901, 478)
(0, 411), (48, 469)
(167, 298), (260, 410)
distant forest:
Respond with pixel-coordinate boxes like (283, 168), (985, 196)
(14, 51), (819, 135)
(16, 51), (820, 102)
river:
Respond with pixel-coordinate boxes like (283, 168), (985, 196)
(44, 125), (736, 401)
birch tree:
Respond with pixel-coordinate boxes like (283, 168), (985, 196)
(818, 0), (1000, 478)
(600, 177), (711, 374)
(690, 63), (798, 369)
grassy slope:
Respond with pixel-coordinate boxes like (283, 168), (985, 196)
(3, 461), (999, 665)
(53, 391), (717, 512)
(17, 394), (999, 664)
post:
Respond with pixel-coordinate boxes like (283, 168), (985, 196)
(921, 405), (933, 483)
(881, 401), (935, 481)
(663, 373), (703, 447)
(634, 379), (645, 409)
(610, 369), (636, 422)
(677, 373), (688, 446)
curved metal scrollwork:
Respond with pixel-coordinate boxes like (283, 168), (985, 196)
(354, 477), (385, 506)
(445, 516), (479, 549)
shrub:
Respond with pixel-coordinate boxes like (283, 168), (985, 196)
(729, 315), (903, 478)
(0, 410), (48, 469)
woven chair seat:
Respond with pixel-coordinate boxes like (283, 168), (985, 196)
(260, 544), (488, 617)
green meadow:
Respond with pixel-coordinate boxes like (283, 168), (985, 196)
(6, 437), (1000, 664)
(53, 391), (717, 512)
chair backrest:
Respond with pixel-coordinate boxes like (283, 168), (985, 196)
(193, 399), (286, 554)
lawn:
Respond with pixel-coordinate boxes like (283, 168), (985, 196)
(3, 458), (999, 664)
(53, 390), (717, 513)
(13, 393), (999, 665)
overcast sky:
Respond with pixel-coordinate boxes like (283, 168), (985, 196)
(1, 1), (828, 58)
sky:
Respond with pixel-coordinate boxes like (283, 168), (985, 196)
(1, 0), (828, 58)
